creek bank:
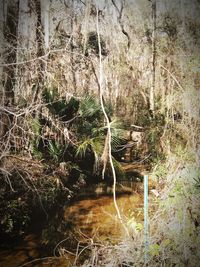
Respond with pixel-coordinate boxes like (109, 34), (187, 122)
(0, 156), (87, 244)
(0, 181), (145, 267)
(0, 154), (151, 243)
(0, 149), (153, 267)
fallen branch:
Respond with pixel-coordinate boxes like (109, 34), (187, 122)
(2, 155), (43, 167)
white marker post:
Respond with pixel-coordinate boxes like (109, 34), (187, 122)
(144, 174), (149, 264)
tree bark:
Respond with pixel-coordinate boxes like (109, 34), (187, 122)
(40, 0), (50, 50)
(150, 0), (156, 116)
(0, 0), (8, 105)
(3, 0), (18, 105)
(14, 0), (38, 103)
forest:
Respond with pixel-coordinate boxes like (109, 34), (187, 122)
(0, 0), (200, 266)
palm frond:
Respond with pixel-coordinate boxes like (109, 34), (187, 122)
(91, 119), (126, 152)
(43, 88), (79, 120)
(91, 137), (104, 155)
(79, 96), (101, 119)
(75, 136), (104, 158)
(29, 118), (41, 136)
(75, 139), (92, 158)
(48, 140), (62, 161)
(112, 157), (125, 179)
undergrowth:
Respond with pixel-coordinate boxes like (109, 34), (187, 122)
(75, 149), (200, 266)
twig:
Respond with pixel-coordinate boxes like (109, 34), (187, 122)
(17, 168), (49, 218)
(0, 48), (87, 67)
(53, 237), (70, 257)
(131, 124), (144, 129)
(18, 256), (59, 267)
(0, 168), (15, 191)
(160, 64), (184, 91)
(3, 155), (43, 167)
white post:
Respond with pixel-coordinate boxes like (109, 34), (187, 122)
(144, 174), (149, 264)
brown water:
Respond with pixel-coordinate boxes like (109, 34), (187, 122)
(0, 183), (144, 267)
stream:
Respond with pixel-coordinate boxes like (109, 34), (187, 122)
(0, 180), (145, 267)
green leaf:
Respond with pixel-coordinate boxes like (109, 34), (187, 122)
(75, 139), (92, 158)
(48, 140), (62, 161)
(149, 244), (160, 256)
(79, 96), (101, 118)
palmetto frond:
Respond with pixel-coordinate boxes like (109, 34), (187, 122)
(93, 119), (126, 151)
(48, 140), (62, 161)
(75, 137), (104, 158)
(79, 96), (101, 119)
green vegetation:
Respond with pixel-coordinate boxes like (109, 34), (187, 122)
(0, 89), (128, 239)
(0, 1), (199, 266)
(0, 169), (65, 236)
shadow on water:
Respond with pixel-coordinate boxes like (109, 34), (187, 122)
(0, 179), (144, 267)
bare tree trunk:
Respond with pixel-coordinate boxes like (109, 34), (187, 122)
(83, 0), (91, 55)
(0, 0), (8, 105)
(14, 0), (38, 103)
(70, 0), (77, 93)
(0, 0), (8, 141)
(150, 0), (156, 116)
(40, 0), (50, 50)
(3, 0), (18, 105)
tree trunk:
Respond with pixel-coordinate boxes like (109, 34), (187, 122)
(14, 0), (38, 104)
(3, 0), (18, 105)
(150, 0), (156, 116)
(0, 0), (8, 105)
(40, 0), (50, 50)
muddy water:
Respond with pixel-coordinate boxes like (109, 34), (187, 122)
(0, 183), (144, 267)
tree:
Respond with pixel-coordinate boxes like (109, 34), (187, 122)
(15, 0), (38, 103)
(150, 0), (156, 116)
(0, 0), (7, 105)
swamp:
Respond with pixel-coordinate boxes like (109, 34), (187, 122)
(0, 0), (200, 266)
